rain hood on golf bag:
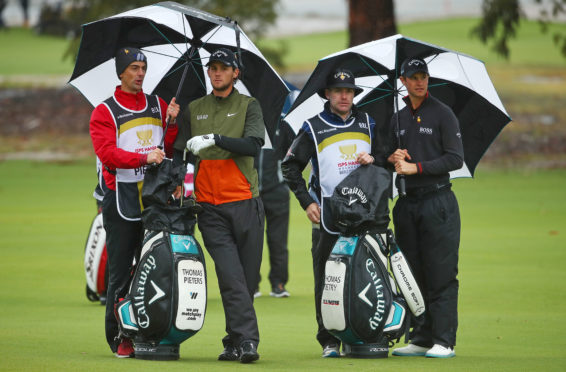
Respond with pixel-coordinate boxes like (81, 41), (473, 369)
(327, 165), (391, 236)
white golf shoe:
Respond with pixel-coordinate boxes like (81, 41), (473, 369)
(425, 344), (455, 358)
(322, 343), (340, 358)
(391, 343), (429, 357)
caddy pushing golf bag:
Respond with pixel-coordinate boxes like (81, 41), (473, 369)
(321, 165), (425, 358)
(116, 159), (207, 360)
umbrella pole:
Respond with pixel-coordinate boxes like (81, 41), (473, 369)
(180, 149), (188, 208)
(394, 81), (407, 197)
(159, 63), (190, 149)
(235, 23), (245, 78)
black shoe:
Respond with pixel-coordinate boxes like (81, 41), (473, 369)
(239, 341), (259, 363)
(270, 283), (290, 298)
(218, 344), (240, 361)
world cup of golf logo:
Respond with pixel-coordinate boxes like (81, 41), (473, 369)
(137, 129), (153, 147)
(339, 144), (357, 160)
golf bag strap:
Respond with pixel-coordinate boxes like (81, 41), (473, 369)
(386, 311), (411, 347)
(403, 315), (411, 344)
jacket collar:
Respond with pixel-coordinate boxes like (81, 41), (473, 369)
(402, 91), (429, 114)
(114, 86), (146, 110)
(321, 101), (358, 124)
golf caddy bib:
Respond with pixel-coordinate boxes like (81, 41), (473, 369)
(103, 94), (163, 221)
(306, 112), (371, 234)
(117, 230), (207, 346)
(322, 233), (412, 345)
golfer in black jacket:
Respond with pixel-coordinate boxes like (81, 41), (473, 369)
(387, 57), (464, 358)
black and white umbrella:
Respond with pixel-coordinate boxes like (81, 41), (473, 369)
(69, 1), (289, 148)
(284, 34), (511, 191)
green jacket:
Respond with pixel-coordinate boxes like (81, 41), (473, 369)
(186, 89), (264, 204)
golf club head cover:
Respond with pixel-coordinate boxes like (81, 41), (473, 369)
(387, 230), (425, 317)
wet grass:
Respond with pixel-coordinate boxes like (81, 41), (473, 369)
(0, 160), (565, 371)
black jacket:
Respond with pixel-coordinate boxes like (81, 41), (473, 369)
(388, 94), (464, 189)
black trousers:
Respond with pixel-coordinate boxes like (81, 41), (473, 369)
(311, 224), (341, 347)
(197, 198), (265, 348)
(392, 187), (460, 348)
(101, 190), (143, 352)
(260, 185), (290, 287)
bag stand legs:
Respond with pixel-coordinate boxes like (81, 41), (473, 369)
(134, 341), (180, 361)
(342, 337), (389, 358)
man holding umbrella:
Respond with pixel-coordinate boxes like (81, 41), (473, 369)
(388, 57), (463, 358)
(282, 68), (383, 358)
(89, 47), (180, 357)
(173, 48), (265, 364)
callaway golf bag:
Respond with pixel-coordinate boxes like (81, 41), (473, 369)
(116, 159), (206, 360)
(321, 165), (425, 358)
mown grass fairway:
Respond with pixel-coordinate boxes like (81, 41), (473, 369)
(0, 27), (73, 76)
(0, 160), (565, 371)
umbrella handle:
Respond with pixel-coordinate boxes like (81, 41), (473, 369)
(398, 175), (406, 197)
(159, 63), (190, 149)
(394, 81), (407, 197)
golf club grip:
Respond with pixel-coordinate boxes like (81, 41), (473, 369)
(398, 175), (406, 197)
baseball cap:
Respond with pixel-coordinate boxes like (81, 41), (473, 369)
(206, 48), (239, 68)
(400, 57), (429, 77)
(115, 47), (147, 78)
(317, 68), (363, 98)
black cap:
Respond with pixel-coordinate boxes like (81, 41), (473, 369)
(115, 47), (147, 78)
(317, 68), (363, 98)
(400, 57), (429, 77)
(206, 48), (239, 68)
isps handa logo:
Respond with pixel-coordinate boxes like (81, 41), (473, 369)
(137, 129), (153, 147)
(339, 144), (357, 160)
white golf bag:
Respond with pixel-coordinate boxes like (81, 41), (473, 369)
(84, 210), (108, 304)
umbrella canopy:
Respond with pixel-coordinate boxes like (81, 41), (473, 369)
(69, 1), (289, 148)
(284, 34), (511, 180)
